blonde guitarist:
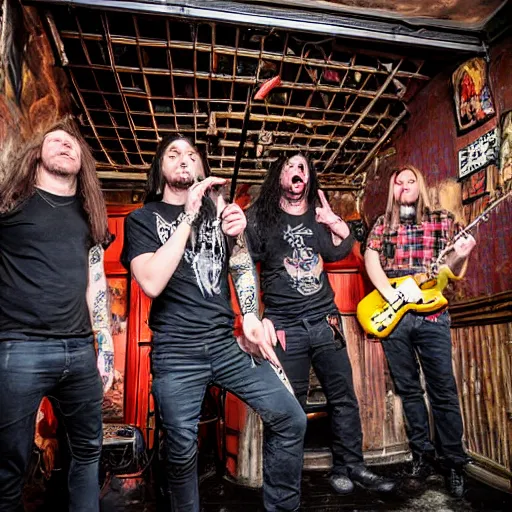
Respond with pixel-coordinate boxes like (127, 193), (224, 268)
(364, 166), (475, 498)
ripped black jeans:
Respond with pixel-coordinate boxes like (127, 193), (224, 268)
(381, 311), (467, 468)
(274, 313), (365, 476)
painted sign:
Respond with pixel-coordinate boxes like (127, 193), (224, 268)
(458, 128), (499, 178)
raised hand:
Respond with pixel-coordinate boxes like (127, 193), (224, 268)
(221, 203), (247, 237)
(315, 190), (350, 239)
(185, 176), (226, 217)
(208, 186), (247, 237)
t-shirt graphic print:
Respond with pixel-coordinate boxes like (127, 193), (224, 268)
(282, 223), (323, 296)
(154, 212), (225, 298)
(121, 201), (234, 340)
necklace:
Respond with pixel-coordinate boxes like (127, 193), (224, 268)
(280, 196), (308, 215)
(36, 188), (76, 208)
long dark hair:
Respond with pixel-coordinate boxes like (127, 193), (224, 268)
(0, 118), (109, 246)
(249, 153), (320, 240)
(145, 135), (216, 224)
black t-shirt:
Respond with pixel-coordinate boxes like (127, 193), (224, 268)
(121, 202), (234, 342)
(246, 207), (355, 327)
(0, 189), (92, 339)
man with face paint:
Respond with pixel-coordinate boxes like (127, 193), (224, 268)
(365, 166), (476, 498)
(121, 137), (306, 512)
(246, 154), (396, 495)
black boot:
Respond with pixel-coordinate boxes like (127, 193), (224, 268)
(410, 452), (436, 479)
(349, 466), (396, 493)
(445, 467), (465, 498)
(329, 473), (355, 495)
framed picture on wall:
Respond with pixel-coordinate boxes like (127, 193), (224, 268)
(452, 57), (495, 133)
(499, 110), (512, 185)
(461, 168), (486, 203)
(458, 128), (499, 179)
(102, 277), (129, 422)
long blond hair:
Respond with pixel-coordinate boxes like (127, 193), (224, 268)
(384, 165), (431, 228)
(0, 118), (109, 245)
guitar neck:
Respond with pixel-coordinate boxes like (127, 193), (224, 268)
(433, 190), (511, 270)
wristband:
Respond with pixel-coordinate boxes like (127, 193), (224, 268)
(178, 211), (197, 226)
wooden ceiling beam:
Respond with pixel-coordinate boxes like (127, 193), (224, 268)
(67, 62), (403, 101)
(324, 59), (403, 170)
(59, 30), (430, 81)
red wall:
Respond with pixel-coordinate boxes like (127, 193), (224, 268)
(363, 36), (512, 300)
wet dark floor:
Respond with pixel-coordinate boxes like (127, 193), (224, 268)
(100, 463), (512, 512)
(25, 455), (512, 512)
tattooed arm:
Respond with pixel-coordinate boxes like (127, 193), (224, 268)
(87, 244), (115, 393)
(228, 233), (281, 368)
(228, 233), (259, 317)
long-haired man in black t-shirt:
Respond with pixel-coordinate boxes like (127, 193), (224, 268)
(0, 119), (114, 511)
(246, 153), (396, 495)
(121, 136), (306, 512)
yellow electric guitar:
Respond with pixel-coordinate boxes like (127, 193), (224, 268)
(357, 190), (511, 338)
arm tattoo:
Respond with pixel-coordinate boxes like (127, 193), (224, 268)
(228, 233), (259, 317)
(88, 245), (114, 353)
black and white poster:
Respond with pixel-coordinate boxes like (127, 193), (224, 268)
(458, 128), (499, 179)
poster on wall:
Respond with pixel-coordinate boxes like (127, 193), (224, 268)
(461, 168), (487, 203)
(102, 277), (128, 422)
(452, 57), (495, 132)
(458, 128), (499, 179)
(499, 110), (512, 186)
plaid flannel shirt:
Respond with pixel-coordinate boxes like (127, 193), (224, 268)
(367, 209), (459, 278)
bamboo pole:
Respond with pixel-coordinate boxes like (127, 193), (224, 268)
(480, 323), (495, 460)
(458, 328), (474, 453)
(474, 328), (492, 460)
(67, 62), (403, 101)
(499, 322), (512, 469)
(485, 324), (504, 466)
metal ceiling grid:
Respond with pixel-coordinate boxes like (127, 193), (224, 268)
(44, 5), (431, 189)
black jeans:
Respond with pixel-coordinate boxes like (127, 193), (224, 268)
(274, 315), (364, 476)
(151, 334), (307, 512)
(0, 336), (103, 512)
(381, 311), (467, 468)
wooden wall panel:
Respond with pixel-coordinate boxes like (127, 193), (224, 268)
(342, 316), (408, 459)
(452, 321), (512, 479)
(362, 35), (512, 300)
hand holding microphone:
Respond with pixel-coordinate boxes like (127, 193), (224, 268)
(208, 181), (247, 237)
(184, 176), (226, 220)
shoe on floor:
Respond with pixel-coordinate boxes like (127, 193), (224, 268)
(445, 467), (465, 498)
(350, 466), (396, 493)
(410, 452), (436, 479)
(328, 473), (355, 495)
